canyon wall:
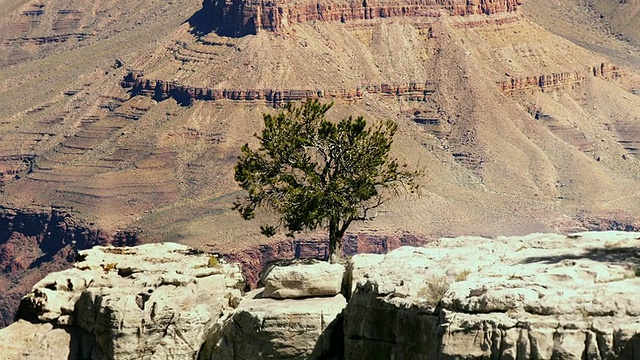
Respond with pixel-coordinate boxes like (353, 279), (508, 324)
(499, 63), (625, 95)
(205, 0), (522, 36)
(122, 71), (437, 107)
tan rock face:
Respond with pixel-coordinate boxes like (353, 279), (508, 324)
(204, 289), (347, 360)
(7, 242), (245, 360)
(344, 253), (384, 297)
(344, 231), (640, 359)
(206, 0), (522, 36)
(262, 261), (345, 299)
(0, 319), (107, 359)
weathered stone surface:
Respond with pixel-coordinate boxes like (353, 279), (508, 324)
(263, 261), (345, 299)
(4, 232), (640, 359)
(344, 253), (384, 297)
(0, 205), (139, 329)
(206, 0), (522, 36)
(1, 319), (99, 359)
(219, 232), (429, 288)
(5, 242), (245, 360)
(345, 231), (640, 359)
(204, 289), (346, 359)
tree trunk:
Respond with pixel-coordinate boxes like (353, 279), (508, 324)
(328, 218), (341, 263)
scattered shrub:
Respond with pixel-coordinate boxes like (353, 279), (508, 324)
(101, 263), (118, 273)
(455, 269), (471, 282)
(208, 256), (221, 268)
(418, 277), (450, 304)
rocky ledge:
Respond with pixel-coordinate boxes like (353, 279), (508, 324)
(1, 231), (640, 359)
(2, 243), (244, 359)
(345, 232), (640, 359)
(206, 0), (522, 36)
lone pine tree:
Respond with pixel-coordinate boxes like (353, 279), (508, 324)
(234, 99), (419, 262)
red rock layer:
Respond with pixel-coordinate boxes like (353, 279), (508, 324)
(122, 71), (437, 106)
(499, 63), (625, 95)
(221, 232), (432, 288)
(207, 0), (522, 36)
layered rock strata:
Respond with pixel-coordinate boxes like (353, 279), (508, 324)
(500, 63), (625, 95)
(122, 71), (437, 107)
(206, 0), (522, 36)
(123, 62), (624, 108)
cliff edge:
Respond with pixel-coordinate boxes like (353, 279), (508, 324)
(1, 231), (640, 359)
(205, 0), (522, 36)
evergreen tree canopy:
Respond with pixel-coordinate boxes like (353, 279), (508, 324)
(234, 99), (419, 261)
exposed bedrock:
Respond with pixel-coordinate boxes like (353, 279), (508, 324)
(5, 243), (244, 360)
(222, 232), (430, 288)
(500, 63), (626, 95)
(2, 232), (640, 359)
(122, 71), (438, 107)
(204, 0), (522, 36)
(0, 206), (139, 329)
(122, 62), (623, 108)
(344, 232), (640, 359)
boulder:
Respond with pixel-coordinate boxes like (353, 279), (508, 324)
(344, 253), (384, 297)
(344, 231), (640, 359)
(5, 242), (245, 360)
(0, 320), (95, 360)
(262, 261), (345, 299)
(204, 289), (346, 359)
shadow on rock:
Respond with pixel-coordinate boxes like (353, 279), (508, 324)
(520, 246), (640, 268)
(309, 313), (345, 360)
(185, 0), (255, 38)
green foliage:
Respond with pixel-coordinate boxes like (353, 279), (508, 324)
(195, 256), (221, 269)
(101, 263), (118, 273)
(208, 256), (220, 268)
(455, 269), (471, 282)
(234, 99), (419, 260)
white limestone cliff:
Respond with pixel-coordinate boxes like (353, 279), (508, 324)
(344, 232), (640, 359)
(2, 232), (640, 359)
(2, 243), (244, 360)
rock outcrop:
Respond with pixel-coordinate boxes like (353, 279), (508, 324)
(499, 63), (625, 95)
(122, 71), (437, 107)
(3, 242), (244, 360)
(262, 261), (345, 299)
(204, 289), (346, 359)
(223, 232), (430, 287)
(0, 205), (139, 329)
(3, 231), (640, 359)
(203, 260), (347, 359)
(344, 231), (640, 359)
(205, 0), (522, 36)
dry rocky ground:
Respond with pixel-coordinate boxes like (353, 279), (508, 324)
(0, 0), (640, 327)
